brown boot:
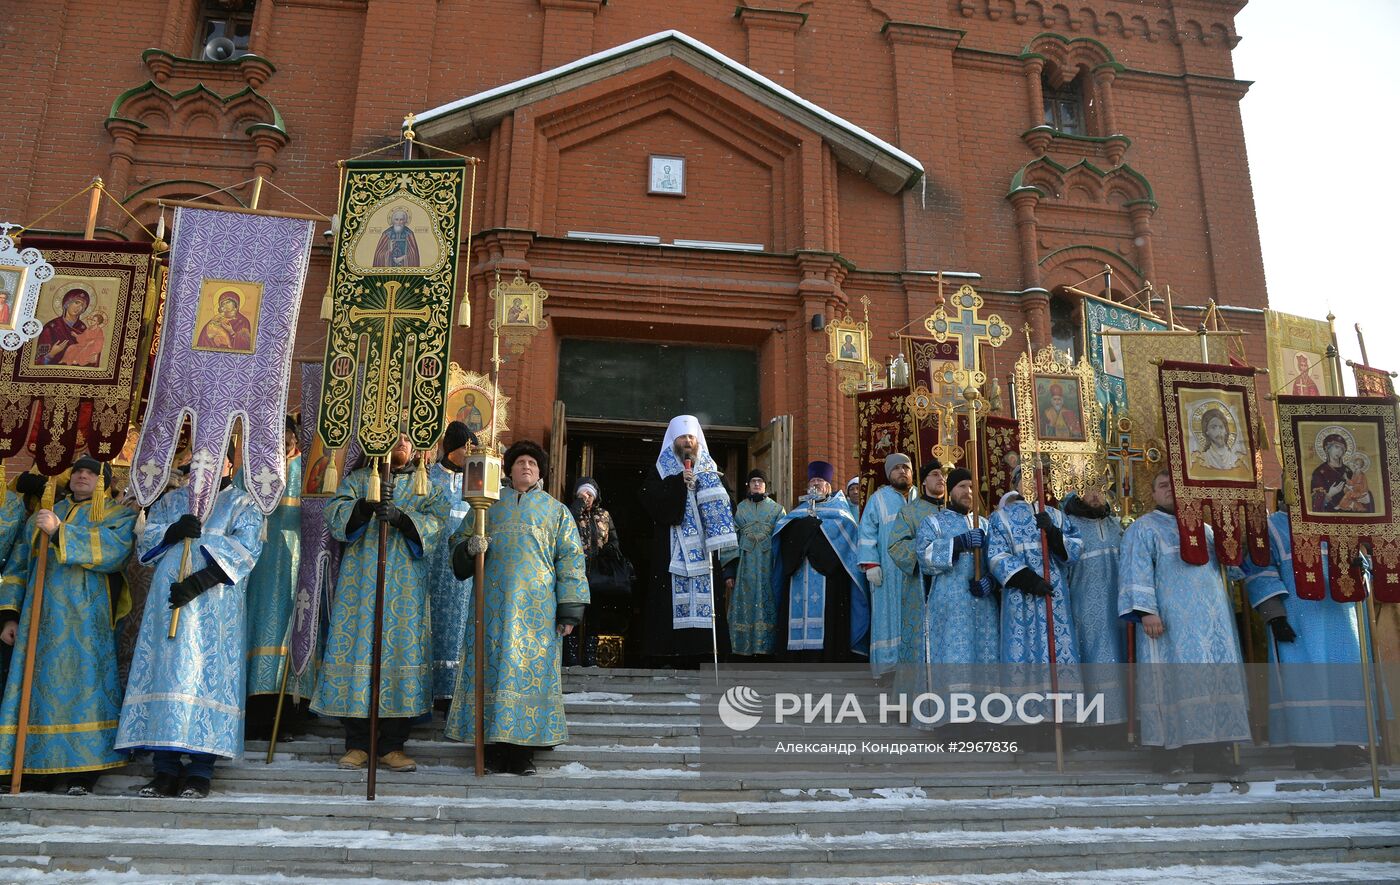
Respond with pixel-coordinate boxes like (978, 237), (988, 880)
(338, 749), (369, 770)
(378, 750), (417, 772)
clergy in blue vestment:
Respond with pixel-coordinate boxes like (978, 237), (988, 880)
(1062, 489), (1128, 731)
(908, 467), (999, 721)
(858, 453), (915, 677)
(117, 458), (265, 799)
(1118, 469), (1250, 776)
(722, 469), (785, 657)
(311, 434), (451, 774)
(0, 485), (27, 693)
(1242, 508), (1367, 769)
(242, 416), (303, 737)
(0, 459), (135, 795)
(770, 461), (870, 662)
(987, 487), (1083, 722)
(890, 459), (945, 692)
(444, 440), (588, 776)
(846, 477), (864, 523)
(426, 421), (475, 700)
(639, 416), (737, 664)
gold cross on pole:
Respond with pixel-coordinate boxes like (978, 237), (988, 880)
(349, 280), (432, 435)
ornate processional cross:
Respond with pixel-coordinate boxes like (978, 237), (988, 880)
(925, 284), (1011, 387)
(349, 279), (432, 437)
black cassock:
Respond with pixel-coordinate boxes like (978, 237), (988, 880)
(774, 514), (854, 663)
(639, 468), (714, 660)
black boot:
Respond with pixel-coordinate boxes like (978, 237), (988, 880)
(510, 746), (537, 777)
(582, 635), (598, 668)
(66, 773), (100, 796)
(562, 634), (580, 667)
(1193, 743), (1245, 779)
(179, 776), (211, 799)
(139, 772), (180, 798)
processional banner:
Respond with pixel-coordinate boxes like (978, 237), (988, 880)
(1081, 292), (1166, 433)
(981, 415), (1020, 504)
(1266, 309), (1339, 398)
(291, 361), (363, 678)
(1119, 330), (1235, 517)
(1012, 345), (1104, 503)
(0, 238), (154, 474)
(1157, 361), (1270, 567)
(0, 226), (54, 352)
(1277, 395), (1400, 603)
(1352, 363), (1397, 399)
(129, 206), (316, 519)
(317, 159), (467, 459)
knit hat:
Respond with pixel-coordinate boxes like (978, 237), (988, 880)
(946, 467), (973, 491)
(884, 453), (912, 478)
(919, 458), (943, 482)
(443, 420), (476, 453)
(746, 468), (768, 484)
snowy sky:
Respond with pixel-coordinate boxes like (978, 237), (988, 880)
(1234, 0), (1400, 389)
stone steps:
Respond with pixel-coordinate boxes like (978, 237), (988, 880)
(1, 666), (1396, 882)
(6, 819), (1399, 880)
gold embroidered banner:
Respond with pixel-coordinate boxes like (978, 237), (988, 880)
(1266, 309), (1339, 398)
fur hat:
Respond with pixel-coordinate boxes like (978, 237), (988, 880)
(504, 439), (548, 481)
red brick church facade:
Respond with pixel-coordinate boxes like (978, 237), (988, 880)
(4, 0), (1266, 492)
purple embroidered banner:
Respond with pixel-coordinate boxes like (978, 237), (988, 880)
(130, 206), (316, 519)
(291, 360), (363, 676)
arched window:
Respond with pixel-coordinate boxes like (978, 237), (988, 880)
(1049, 295), (1081, 361)
(1043, 73), (1085, 136)
(195, 0), (256, 60)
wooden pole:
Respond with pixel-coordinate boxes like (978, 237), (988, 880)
(1032, 455), (1065, 773)
(9, 478), (55, 795)
(367, 458), (389, 801)
(249, 176), (265, 211)
(83, 178), (102, 239)
(265, 614), (295, 764)
(1354, 548), (1382, 798)
(965, 387), (984, 583)
(166, 541), (192, 639)
(1356, 324), (1370, 367)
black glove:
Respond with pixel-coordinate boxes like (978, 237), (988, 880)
(451, 540), (474, 581)
(15, 473), (47, 497)
(375, 502), (403, 525)
(161, 514), (203, 547)
(1034, 511), (1068, 560)
(556, 602), (586, 627)
(346, 498), (375, 534)
(952, 529), (985, 557)
(1269, 617), (1298, 643)
(1353, 552), (1374, 578)
(168, 564), (229, 609)
(969, 575), (996, 598)
(1006, 567), (1054, 597)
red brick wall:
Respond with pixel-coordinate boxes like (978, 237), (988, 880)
(4, 0), (1267, 490)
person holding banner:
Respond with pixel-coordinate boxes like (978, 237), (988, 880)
(857, 454), (916, 678)
(1118, 469), (1250, 777)
(0, 459), (136, 795)
(312, 434), (451, 774)
(1241, 506), (1367, 771)
(889, 459), (947, 692)
(1061, 486), (1128, 742)
(444, 440), (588, 775)
(117, 452), (266, 799)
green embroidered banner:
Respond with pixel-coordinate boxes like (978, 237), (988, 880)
(318, 158), (466, 458)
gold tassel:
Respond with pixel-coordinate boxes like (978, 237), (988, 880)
(40, 475), (56, 511)
(321, 457), (340, 495)
(456, 293), (471, 328)
(1257, 417), (1270, 453)
(90, 469), (107, 522)
(0, 460), (6, 505)
(413, 456), (429, 496)
(365, 458), (381, 503)
(319, 277), (335, 321)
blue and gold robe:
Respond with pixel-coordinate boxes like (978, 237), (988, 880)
(444, 487), (588, 747)
(1118, 509), (1250, 749)
(0, 496), (136, 775)
(242, 455), (302, 696)
(310, 466), (450, 719)
(426, 460), (473, 699)
(858, 484), (914, 676)
(908, 507), (998, 713)
(890, 495), (941, 682)
(1242, 511), (1365, 746)
(0, 492), (24, 569)
(723, 496), (785, 656)
(770, 493), (870, 658)
(1063, 502), (1127, 725)
(987, 500), (1083, 718)
(117, 486), (265, 759)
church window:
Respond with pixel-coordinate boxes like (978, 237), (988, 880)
(195, 0), (256, 60)
(1050, 296), (1081, 361)
(1043, 75), (1085, 136)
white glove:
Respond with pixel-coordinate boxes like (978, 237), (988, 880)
(865, 566), (883, 587)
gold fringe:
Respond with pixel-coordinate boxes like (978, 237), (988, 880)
(40, 475), (56, 511)
(0, 461), (6, 505)
(90, 470), (106, 522)
(365, 458), (381, 503)
(413, 457), (429, 496)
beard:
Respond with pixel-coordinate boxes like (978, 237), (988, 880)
(890, 478), (912, 492)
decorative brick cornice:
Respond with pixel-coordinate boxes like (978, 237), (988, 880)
(539, 0), (604, 11)
(141, 48), (276, 88)
(734, 6), (807, 32)
(880, 21), (964, 50)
